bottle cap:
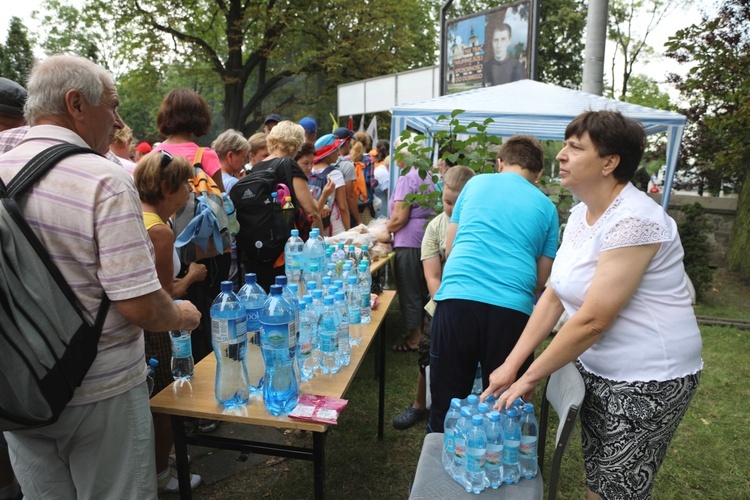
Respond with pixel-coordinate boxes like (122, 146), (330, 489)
(244, 273), (257, 284)
(460, 407), (471, 417)
(269, 284), (283, 295)
(220, 281), (233, 292)
(324, 296), (334, 304)
(289, 284), (298, 293)
(467, 394), (478, 405)
(472, 415), (483, 425)
(306, 281), (317, 290)
(450, 398), (462, 409)
(291, 229), (299, 236)
(313, 290), (323, 298)
(275, 275), (288, 286)
(335, 291), (345, 300)
(506, 407), (518, 418)
(362, 244), (368, 250)
(347, 276), (357, 284)
(523, 403), (534, 413)
(322, 277), (331, 285)
(489, 410), (501, 421)
(478, 402), (489, 413)
(310, 263), (319, 271)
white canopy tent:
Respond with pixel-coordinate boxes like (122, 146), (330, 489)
(389, 79), (686, 209)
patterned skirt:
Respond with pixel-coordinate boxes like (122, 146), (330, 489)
(577, 362), (700, 500)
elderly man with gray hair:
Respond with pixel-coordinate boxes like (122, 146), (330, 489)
(0, 55), (201, 498)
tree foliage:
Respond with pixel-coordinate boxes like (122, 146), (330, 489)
(37, 0), (437, 136)
(666, 0), (750, 278)
(607, 0), (679, 99)
(0, 17), (34, 84)
(677, 203), (713, 300)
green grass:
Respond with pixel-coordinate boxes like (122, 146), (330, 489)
(178, 278), (750, 499)
(693, 267), (750, 321)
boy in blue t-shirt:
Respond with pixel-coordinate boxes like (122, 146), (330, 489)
(428, 135), (559, 432)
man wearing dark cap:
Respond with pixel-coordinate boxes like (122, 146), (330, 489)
(264, 113), (281, 134)
(0, 78), (29, 155)
(299, 116), (317, 143)
(332, 127), (362, 226)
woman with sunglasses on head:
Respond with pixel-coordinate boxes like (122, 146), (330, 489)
(134, 151), (207, 494)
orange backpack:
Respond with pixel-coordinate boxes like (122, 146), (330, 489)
(353, 161), (369, 203)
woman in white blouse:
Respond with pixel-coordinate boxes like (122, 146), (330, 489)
(483, 111), (702, 500)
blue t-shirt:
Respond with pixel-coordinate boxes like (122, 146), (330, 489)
(434, 173), (559, 315)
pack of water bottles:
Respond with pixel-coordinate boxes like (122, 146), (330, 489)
(442, 394), (539, 494)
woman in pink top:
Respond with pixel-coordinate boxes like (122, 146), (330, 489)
(154, 88), (224, 191)
(153, 88), (228, 365)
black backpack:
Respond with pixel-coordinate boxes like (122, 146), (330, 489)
(0, 144), (111, 431)
(230, 163), (295, 265)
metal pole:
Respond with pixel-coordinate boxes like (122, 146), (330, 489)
(439, 0), (455, 96)
(582, 0), (609, 95)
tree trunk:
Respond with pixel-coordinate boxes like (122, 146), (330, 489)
(727, 164), (750, 279)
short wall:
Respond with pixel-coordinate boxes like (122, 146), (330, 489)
(651, 193), (737, 268)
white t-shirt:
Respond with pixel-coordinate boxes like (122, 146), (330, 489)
(374, 165), (389, 192)
(312, 167), (347, 236)
(550, 183), (703, 383)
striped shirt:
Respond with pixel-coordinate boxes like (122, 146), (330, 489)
(0, 125), (161, 405)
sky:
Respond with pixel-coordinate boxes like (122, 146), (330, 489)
(0, 0), (716, 96)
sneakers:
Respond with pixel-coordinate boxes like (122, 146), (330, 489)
(157, 466), (201, 494)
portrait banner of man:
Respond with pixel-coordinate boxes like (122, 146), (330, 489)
(444, 0), (536, 95)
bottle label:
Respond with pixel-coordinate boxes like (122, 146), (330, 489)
(246, 307), (261, 332)
(520, 436), (537, 457)
(260, 320), (295, 349)
(171, 335), (192, 358)
(443, 429), (455, 453)
(361, 294), (370, 309)
(348, 307), (361, 324)
(485, 443), (502, 466)
(211, 317), (247, 344)
(466, 451), (486, 473)
(503, 440), (519, 463)
(454, 437), (466, 459)
(320, 332), (337, 353)
(298, 339), (313, 358)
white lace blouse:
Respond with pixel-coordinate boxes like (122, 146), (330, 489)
(550, 183), (703, 382)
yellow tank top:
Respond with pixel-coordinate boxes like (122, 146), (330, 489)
(143, 211), (166, 231)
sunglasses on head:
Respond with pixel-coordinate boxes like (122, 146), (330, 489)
(160, 150), (173, 170)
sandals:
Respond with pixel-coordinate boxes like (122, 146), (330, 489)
(393, 342), (418, 353)
(393, 405), (429, 430)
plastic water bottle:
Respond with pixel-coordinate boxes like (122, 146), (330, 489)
(169, 330), (194, 381)
(519, 403), (539, 479)
(210, 281), (250, 408)
(222, 193), (240, 235)
(285, 229), (305, 292)
(466, 414), (487, 494)
(357, 262), (371, 324)
(303, 294), (320, 374)
(502, 407), (521, 484)
(334, 291), (350, 367)
(453, 407), (472, 487)
(442, 398), (462, 474)
(237, 273), (266, 347)
(259, 285), (298, 415)
(485, 410), (504, 489)
(318, 296), (340, 375)
(345, 244), (358, 267)
(274, 276), (299, 361)
(312, 289), (324, 317)
(360, 244), (371, 264)
(306, 262), (323, 291)
(467, 394), (479, 415)
(472, 363), (483, 395)
(333, 280), (346, 293)
(477, 402), (490, 427)
(325, 262), (338, 282)
(146, 357), (158, 396)
(341, 261), (352, 289)
(297, 299), (317, 381)
(331, 242), (346, 270)
(321, 276), (332, 297)
(303, 228), (325, 273)
(346, 275), (362, 346)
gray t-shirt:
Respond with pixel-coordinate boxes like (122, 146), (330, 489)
(335, 158), (357, 182)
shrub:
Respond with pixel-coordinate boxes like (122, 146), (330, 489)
(678, 202), (714, 301)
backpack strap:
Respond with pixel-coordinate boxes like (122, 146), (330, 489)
(1, 143), (111, 330)
(193, 147), (205, 167)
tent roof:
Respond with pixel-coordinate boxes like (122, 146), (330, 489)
(390, 79), (686, 139)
